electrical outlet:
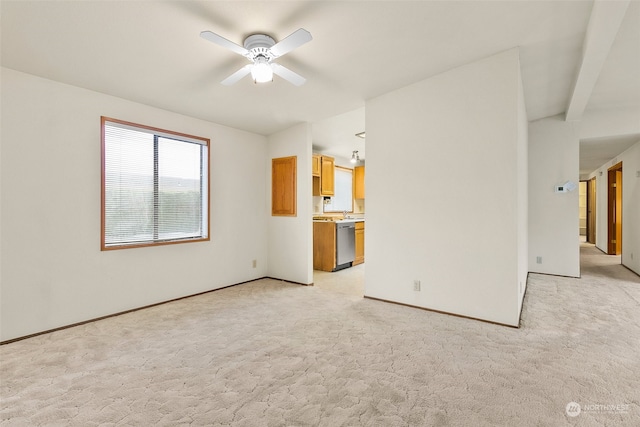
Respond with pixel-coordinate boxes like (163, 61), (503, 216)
(631, 253), (634, 260)
(252, 259), (257, 268)
(536, 256), (542, 264)
(413, 280), (421, 291)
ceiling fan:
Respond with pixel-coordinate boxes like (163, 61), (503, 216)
(200, 28), (312, 86)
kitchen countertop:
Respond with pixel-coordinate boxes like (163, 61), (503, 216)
(313, 217), (364, 223)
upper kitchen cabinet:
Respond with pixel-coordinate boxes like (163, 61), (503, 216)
(312, 154), (321, 177)
(354, 166), (365, 199)
(313, 155), (335, 196)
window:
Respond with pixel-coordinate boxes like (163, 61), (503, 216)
(324, 166), (353, 212)
(101, 117), (209, 250)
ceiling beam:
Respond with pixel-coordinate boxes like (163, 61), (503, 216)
(565, 0), (630, 122)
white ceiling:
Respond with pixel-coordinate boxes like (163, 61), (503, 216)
(580, 134), (639, 176)
(311, 108), (365, 162)
(2, 1), (639, 168)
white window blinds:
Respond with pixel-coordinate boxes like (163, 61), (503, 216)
(102, 118), (209, 249)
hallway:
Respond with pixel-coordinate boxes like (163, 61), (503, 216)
(580, 242), (639, 288)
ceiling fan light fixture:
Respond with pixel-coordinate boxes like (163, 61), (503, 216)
(201, 28), (311, 86)
(251, 57), (273, 83)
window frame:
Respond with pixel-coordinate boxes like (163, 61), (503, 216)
(323, 166), (354, 213)
(100, 116), (210, 251)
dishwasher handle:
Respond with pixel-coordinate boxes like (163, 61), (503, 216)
(337, 223), (356, 230)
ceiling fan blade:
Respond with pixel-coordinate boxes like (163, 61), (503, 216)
(200, 30), (248, 56)
(221, 64), (252, 85)
(271, 63), (306, 86)
(270, 28), (312, 58)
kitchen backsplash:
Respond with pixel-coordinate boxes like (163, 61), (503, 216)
(313, 196), (364, 217)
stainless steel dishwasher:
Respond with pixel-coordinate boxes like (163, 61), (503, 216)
(335, 221), (356, 271)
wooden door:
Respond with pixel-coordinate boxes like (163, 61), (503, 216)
(607, 162), (622, 255)
(586, 177), (596, 244)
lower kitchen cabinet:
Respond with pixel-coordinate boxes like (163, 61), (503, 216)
(354, 221), (365, 265)
(313, 222), (336, 272)
(314, 220), (364, 272)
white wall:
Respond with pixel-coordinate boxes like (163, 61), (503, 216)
(365, 49), (526, 326)
(619, 142), (640, 274)
(0, 68), (269, 341)
(528, 116), (580, 277)
(589, 141), (640, 275)
(267, 123), (313, 285)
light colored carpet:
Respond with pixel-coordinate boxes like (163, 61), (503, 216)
(1, 244), (639, 426)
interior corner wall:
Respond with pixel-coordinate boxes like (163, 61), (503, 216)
(589, 141), (640, 275)
(516, 60), (529, 314)
(0, 76), (3, 323)
(589, 163), (611, 254)
(528, 116), (580, 277)
(592, 165), (610, 253)
(266, 123), (313, 285)
(364, 49), (523, 326)
(0, 68), (269, 342)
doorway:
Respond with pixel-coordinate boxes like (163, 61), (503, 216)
(607, 162), (622, 255)
(579, 181), (587, 242)
(586, 177), (596, 244)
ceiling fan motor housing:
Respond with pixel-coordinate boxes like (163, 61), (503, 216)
(243, 34), (276, 61)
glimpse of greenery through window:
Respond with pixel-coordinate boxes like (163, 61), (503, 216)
(101, 117), (209, 249)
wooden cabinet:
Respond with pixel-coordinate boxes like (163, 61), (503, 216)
(354, 221), (365, 265)
(320, 156), (335, 195)
(313, 221), (336, 272)
(312, 155), (335, 196)
(312, 154), (321, 177)
(272, 156), (297, 216)
(354, 166), (365, 199)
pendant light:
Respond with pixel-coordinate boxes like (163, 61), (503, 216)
(350, 150), (360, 164)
